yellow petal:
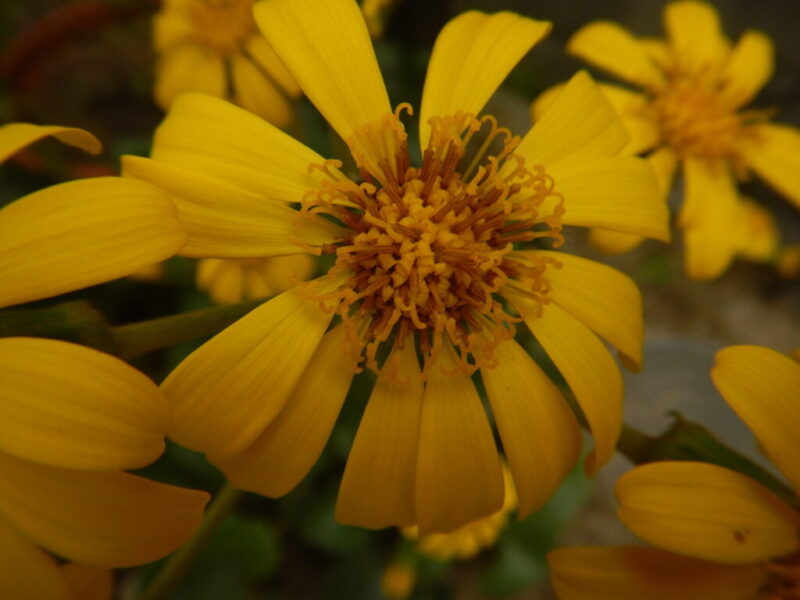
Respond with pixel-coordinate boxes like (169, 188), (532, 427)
(0, 452), (209, 568)
(0, 123), (101, 163)
(733, 198), (779, 262)
(507, 296), (622, 475)
(154, 44), (226, 110)
(594, 84), (660, 154)
(712, 345), (800, 494)
(0, 338), (166, 471)
(680, 159), (739, 280)
(720, 31), (774, 107)
(0, 177), (187, 308)
(419, 11), (551, 147)
(520, 250), (643, 369)
(0, 515), (70, 600)
(664, 1), (730, 74)
(531, 80), (658, 156)
(253, 0), (391, 143)
(336, 342), (423, 529)
(567, 22), (665, 88)
(549, 156), (669, 241)
(231, 54), (293, 128)
(515, 71), (629, 168)
(122, 156), (344, 258)
(212, 325), (358, 497)
(148, 93), (331, 204)
(152, 8), (193, 52)
(588, 228), (644, 255)
(196, 258), (245, 303)
(415, 342), (504, 535)
(481, 338), (581, 517)
(548, 546), (768, 600)
(244, 36), (302, 98)
(616, 461), (800, 564)
(647, 145), (679, 195)
(164, 283), (334, 456)
(60, 564), (113, 600)
(739, 123), (800, 209)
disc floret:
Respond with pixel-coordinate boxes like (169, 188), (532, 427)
(302, 108), (564, 374)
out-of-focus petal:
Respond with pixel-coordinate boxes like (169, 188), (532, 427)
(712, 345), (800, 493)
(616, 461), (800, 564)
(739, 123), (800, 209)
(720, 31), (774, 107)
(231, 55), (293, 128)
(567, 22), (665, 88)
(0, 123), (101, 163)
(0, 515), (70, 600)
(664, 1), (730, 74)
(548, 546), (768, 600)
(154, 44), (226, 109)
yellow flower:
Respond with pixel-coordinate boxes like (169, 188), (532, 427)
(362, 0), (399, 39)
(124, 0), (668, 534)
(380, 561), (416, 600)
(0, 337), (210, 599)
(197, 254), (315, 304)
(405, 462), (518, 560)
(0, 123), (187, 309)
(548, 344), (800, 599)
(153, 0), (301, 127)
(538, 1), (800, 279)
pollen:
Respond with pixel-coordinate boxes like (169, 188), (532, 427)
(302, 108), (564, 374)
(189, 0), (255, 55)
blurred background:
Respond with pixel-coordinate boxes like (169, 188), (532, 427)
(1, 0), (798, 598)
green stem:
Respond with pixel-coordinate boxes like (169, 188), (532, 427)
(111, 298), (264, 360)
(0, 298), (264, 360)
(140, 484), (242, 600)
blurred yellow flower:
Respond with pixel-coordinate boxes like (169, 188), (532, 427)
(536, 1), (800, 279)
(125, 0), (668, 534)
(380, 560), (416, 600)
(0, 123), (187, 309)
(362, 0), (399, 39)
(197, 254), (315, 304)
(0, 337), (210, 599)
(153, 0), (301, 127)
(548, 344), (800, 599)
(405, 463), (517, 560)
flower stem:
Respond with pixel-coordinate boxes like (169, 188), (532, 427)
(140, 484), (242, 600)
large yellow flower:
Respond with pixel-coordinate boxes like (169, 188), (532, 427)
(549, 344), (800, 599)
(538, 1), (799, 278)
(124, 0), (668, 534)
(0, 123), (188, 309)
(153, 0), (301, 127)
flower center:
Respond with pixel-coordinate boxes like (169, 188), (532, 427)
(647, 72), (745, 160)
(303, 108), (563, 374)
(763, 551), (800, 599)
(189, 0), (255, 55)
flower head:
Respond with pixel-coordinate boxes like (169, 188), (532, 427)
(196, 254), (315, 304)
(153, 0), (301, 126)
(541, 1), (800, 278)
(548, 344), (800, 599)
(125, 0), (668, 534)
